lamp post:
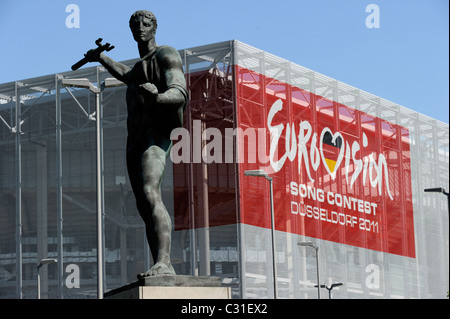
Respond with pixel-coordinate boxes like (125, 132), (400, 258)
(298, 241), (320, 299)
(244, 169), (277, 299)
(315, 283), (343, 299)
(37, 258), (57, 299)
(424, 187), (449, 214)
(62, 77), (124, 299)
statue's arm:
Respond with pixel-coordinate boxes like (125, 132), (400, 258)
(98, 53), (132, 84)
(158, 48), (187, 107)
(140, 46), (187, 109)
(83, 48), (131, 83)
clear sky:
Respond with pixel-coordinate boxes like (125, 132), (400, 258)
(0, 0), (448, 123)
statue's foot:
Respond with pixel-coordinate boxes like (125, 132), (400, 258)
(137, 262), (176, 278)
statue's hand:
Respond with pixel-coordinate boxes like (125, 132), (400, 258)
(139, 82), (159, 98)
(84, 49), (102, 62)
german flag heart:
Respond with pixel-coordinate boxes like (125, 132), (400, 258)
(320, 128), (344, 179)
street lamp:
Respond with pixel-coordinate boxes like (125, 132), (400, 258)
(424, 187), (449, 213)
(244, 169), (277, 299)
(298, 241), (320, 299)
(315, 283), (343, 299)
(37, 258), (57, 299)
(62, 77), (125, 299)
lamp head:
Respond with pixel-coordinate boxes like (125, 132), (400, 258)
(244, 169), (271, 180)
(298, 241), (318, 250)
(424, 187), (445, 193)
(37, 258), (57, 268)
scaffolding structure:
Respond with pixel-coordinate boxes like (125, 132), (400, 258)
(0, 40), (448, 299)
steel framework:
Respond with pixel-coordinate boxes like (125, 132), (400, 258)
(0, 40), (448, 299)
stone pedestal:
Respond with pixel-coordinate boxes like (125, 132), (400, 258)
(104, 275), (231, 299)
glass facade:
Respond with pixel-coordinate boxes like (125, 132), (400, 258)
(0, 40), (448, 299)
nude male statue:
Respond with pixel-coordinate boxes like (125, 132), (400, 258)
(83, 10), (187, 277)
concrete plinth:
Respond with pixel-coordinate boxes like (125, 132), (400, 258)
(104, 275), (231, 299)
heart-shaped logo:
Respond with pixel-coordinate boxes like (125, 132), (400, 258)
(319, 128), (345, 180)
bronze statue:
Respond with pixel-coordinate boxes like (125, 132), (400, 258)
(79, 10), (188, 277)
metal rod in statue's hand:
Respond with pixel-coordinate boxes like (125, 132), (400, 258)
(71, 38), (115, 71)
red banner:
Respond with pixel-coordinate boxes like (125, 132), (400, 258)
(236, 65), (415, 258)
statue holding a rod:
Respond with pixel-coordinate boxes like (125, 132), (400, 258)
(74, 10), (187, 277)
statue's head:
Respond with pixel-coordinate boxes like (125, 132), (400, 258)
(129, 10), (158, 43)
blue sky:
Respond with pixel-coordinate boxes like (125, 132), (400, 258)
(0, 0), (448, 123)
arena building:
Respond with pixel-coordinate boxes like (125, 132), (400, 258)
(0, 40), (448, 299)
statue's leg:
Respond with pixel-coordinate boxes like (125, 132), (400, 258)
(126, 142), (159, 264)
(139, 145), (175, 276)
